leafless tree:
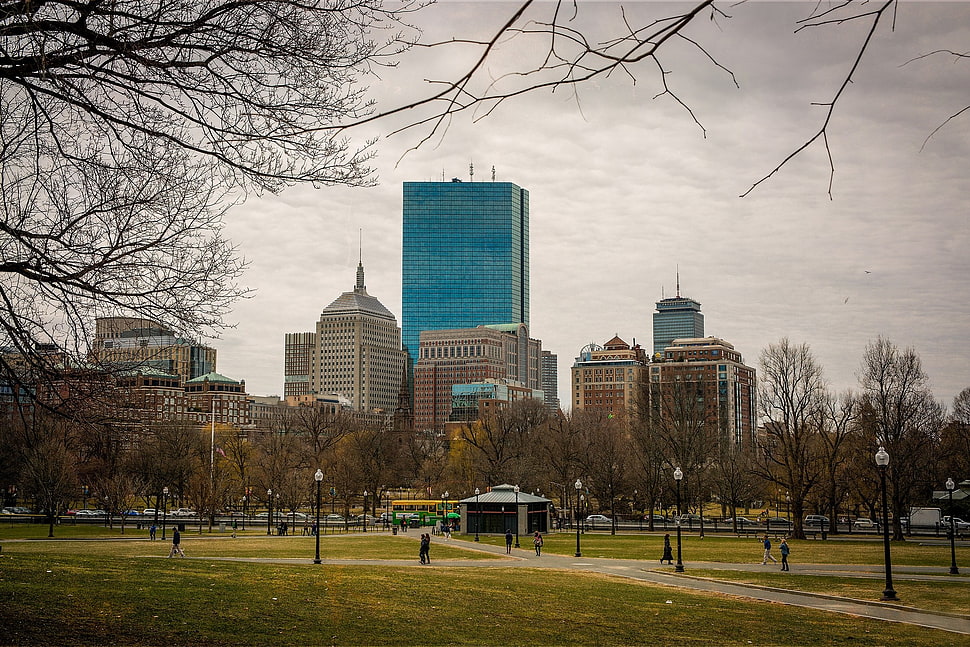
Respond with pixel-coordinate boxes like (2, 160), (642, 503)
(813, 391), (857, 536)
(575, 409), (631, 535)
(755, 339), (827, 540)
(940, 388), (970, 481)
(857, 337), (944, 540)
(0, 0), (415, 394)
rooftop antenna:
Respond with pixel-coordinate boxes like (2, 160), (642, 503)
(469, 161), (474, 182)
(359, 229), (362, 264)
(676, 265), (681, 298)
(491, 165), (496, 181)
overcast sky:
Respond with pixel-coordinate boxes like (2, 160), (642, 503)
(215, 1), (969, 410)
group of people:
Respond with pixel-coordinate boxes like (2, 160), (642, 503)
(503, 529), (544, 556)
(661, 532), (791, 571)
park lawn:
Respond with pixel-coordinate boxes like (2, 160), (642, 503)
(496, 532), (970, 567)
(1, 547), (966, 646)
(2, 532), (501, 562)
(688, 569), (970, 616)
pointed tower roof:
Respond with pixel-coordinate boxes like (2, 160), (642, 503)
(321, 262), (396, 321)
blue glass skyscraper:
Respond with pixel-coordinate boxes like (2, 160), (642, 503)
(653, 295), (704, 356)
(402, 180), (529, 364)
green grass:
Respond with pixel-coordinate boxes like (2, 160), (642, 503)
(687, 569), (970, 616)
(492, 531), (970, 567)
(1, 530), (968, 646)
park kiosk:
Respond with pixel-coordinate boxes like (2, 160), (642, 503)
(459, 484), (551, 538)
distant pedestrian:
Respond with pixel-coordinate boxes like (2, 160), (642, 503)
(661, 533), (673, 564)
(533, 531), (543, 556)
(780, 538), (790, 571)
(444, 522), (451, 540)
(505, 528), (513, 554)
(231, 519), (237, 539)
(419, 533), (431, 564)
(761, 534), (777, 564)
(168, 528), (185, 557)
(149, 524), (157, 541)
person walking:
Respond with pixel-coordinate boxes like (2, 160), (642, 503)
(533, 531), (543, 556)
(761, 534), (777, 565)
(661, 533), (673, 565)
(231, 519), (237, 538)
(780, 538), (791, 571)
(168, 528), (185, 558)
(419, 533), (431, 564)
(505, 528), (513, 554)
(149, 524), (157, 541)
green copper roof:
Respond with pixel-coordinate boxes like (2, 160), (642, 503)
(185, 371), (239, 384)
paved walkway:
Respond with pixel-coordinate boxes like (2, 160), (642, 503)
(192, 534), (970, 636)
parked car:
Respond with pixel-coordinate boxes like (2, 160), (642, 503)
(942, 516), (970, 531)
(355, 514), (381, 525)
(585, 514), (612, 525)
(283, 512), (308, 521)
(723, 517), (757, 527)
(324, 514), (345, 523)
(122, 509), (141, 516)
(75, 509), (106, 517)
(765, 516), (793, 529)
(142, 508), (157, 517)
(853, 518), (878, 530)
(644, 514), (669, 525)
(675, 514), (710, 525)
(172, 508), (196, 517)
(0, 508), (14, 515)
(804, 515), (830, 528)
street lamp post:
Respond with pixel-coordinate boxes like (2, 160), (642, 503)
(363, 490), (368, 533)
(314, 470), (323, 564)
(875, 447), (898, 600)
(474, 488), (481, 542)
(513, 485), (520, 547)
(574, 479), (582, 557)
(161, 486), (169, 540)
(674, 467), (684, 573)
(946, 478), (959, 575)
(266, 488), (273, 536)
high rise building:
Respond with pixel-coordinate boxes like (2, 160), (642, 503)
(570, 336), (649, 414)
(402, 179), (529, 365)
(648, 337), (757, 450)
(652, 278), (704, 356)
(540, 350), (560, 412)
(413, 323), (541, 432)
(91, 316), (216, 383)
(283, 332), (315, 397)
(284, 262), (405, 414)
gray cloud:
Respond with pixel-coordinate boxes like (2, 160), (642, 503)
(217, 1), (969, 408)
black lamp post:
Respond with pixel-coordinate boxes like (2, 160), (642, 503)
(314, 469), (323, 564)
(363, 490), (368, 533)
(946, 477), (959, 575)
(513, 485), (520, 547)
(474, 488), (480, 541)
(875, 446), (898, 600)
(574, 479), (582, 557)
(266, 488), (273, 536)
(161, 486), (169, 540)
(674, 467), (684, 573)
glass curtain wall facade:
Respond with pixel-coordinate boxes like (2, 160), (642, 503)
(402, 181), (529, 365)
(652, 296), (704, 355)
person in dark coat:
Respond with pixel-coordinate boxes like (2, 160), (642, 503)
(168, 528), (185, 557)
(419, 533), (431, 564)
(780, 538), (791, 571)
(505, 528), (513, 554)
(661, 533), (674, 564)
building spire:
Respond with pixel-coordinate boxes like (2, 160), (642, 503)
(355, 229), (366, 293)
(676, 265), (681, 298)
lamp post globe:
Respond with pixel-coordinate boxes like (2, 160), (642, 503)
(674, 467), (684, 573)
(474, 488), (481, 542)
(874, 447), (897, 600)
(161, 486), (169, 540)
(513, 485), (520, 547)
(314, 469), (323, 564)
(574, 479), (583, 557)
(946, 477), (959, 575)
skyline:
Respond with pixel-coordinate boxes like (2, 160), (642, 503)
(211, 2), (969, 409)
